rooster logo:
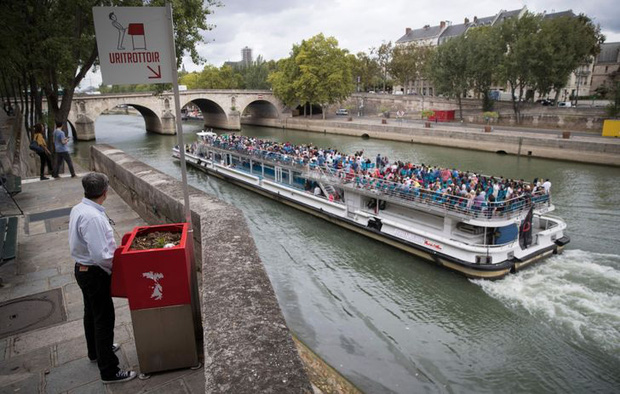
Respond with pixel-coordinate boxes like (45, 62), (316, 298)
(142, 271), (164, 300)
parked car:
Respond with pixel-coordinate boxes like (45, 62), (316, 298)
(536, 98), (554, 106)
(336, 108), (349, 116)
(558, 101), (572, 108)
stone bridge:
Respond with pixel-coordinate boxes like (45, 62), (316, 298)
(68, 90), (289, 140)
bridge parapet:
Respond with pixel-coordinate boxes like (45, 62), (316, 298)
(67, 90), (288, 140)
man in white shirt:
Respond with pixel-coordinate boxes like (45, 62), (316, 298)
(542, 179), (552, 194)
(69, 172), (136, 384)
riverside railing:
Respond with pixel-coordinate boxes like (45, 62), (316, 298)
(189, 140), (550, 221)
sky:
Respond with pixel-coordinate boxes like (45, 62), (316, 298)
(81, 0), (620, 89)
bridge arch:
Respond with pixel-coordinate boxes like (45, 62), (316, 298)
(240, 100), (280, 119)
(181, 98), (229, 130)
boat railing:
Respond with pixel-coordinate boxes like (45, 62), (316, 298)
(194, 141), (550, 221)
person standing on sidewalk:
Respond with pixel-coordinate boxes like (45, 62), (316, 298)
(32, 124), (53, 180)
(69, 172), (136, 384)
(52, 121), (76, 178)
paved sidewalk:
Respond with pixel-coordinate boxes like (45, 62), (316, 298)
(0, 172), (205, 393)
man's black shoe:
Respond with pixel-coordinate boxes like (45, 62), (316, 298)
(40, 176), (49, 180)
(102, 370), (137, 384)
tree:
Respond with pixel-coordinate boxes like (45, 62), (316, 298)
(463, 26), (503, 111)
(0, 0), (219, 134)
(497, 12), (542, 122)
(269, 34), (354, 118)
(296, 34), (354, 118)
(533, 14), (604, 104)
(371, 41), (392, 93)
(428, 36), (470, 120)
(606, 81), (620, 118)
(239, 56), (276, 90)
(268, 46), (303, 111)
(389, 43), (432, 94)
(351, 51), (380, 92)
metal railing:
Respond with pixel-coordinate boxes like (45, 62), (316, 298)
(191, 140), (551, 221)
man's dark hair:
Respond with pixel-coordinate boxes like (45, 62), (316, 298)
(82, 172), (109, 199)
(55, 121), (63, 128)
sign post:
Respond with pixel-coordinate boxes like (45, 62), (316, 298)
(93, 3), (200, 339)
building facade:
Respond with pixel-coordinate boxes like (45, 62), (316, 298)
(589, 42), (620, 96)
(394, 7), (599, 103)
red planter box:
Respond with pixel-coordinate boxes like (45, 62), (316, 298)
(111, 223), (191, 311)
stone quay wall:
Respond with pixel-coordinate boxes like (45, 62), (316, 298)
(244, 117), (620, 167)
(90, 145), (312, 393)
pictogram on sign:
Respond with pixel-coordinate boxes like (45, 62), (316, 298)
(93, 6), (173, 85)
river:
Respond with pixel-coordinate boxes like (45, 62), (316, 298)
(73, 114), (620, 393)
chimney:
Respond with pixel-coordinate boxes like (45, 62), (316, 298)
(440, 21), (446, 29)
(464, 17), (469, 24)
(406, 27), (411, 35)
(473, 16), (478, 23)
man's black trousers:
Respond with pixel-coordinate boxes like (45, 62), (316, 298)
(74, 264), (120, 379)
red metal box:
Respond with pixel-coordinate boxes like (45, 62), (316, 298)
(428, 109), (455, 122)
(111, 223), (191, 311)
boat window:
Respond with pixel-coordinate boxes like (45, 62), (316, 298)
(492, 224), (518, 245)
(456, 222), (485, 235)
(263, 164), (275, 180)
(292, 172), (306, 189)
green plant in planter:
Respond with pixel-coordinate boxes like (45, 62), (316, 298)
(483, 111), (499, 123)
(420, 109), (435, 120)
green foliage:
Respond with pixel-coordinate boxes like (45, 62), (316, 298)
(269, 34), (354, 115)
(371, 41), (393, 92)
(606, 82), (620, 118)
(428, 35), (470, 118)
(178, 65), (243, 89)
(389, 43), (433, 90)
(351, 51), (381, 91)
(0, 0), (220, 127)
(420, 109), (435, 119)
(483, 111), (499, 123)
(532, 15), (604, 98)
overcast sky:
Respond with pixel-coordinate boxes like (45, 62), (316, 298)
(82, 0), (620, 88)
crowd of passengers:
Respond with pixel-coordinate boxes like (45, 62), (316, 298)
(186, 134), (551, 212)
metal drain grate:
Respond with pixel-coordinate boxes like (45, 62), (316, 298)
(0, 288), (66, 339)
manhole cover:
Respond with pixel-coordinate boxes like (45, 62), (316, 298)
(0, 288), (66, 339)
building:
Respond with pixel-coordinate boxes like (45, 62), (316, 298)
(394, 7), (593, 101)
(589, 42), (620, 96)
(242, 46), (253, 66)
(224, 47), (253, 68)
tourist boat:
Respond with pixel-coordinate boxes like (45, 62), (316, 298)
(172, 137), (569, 279)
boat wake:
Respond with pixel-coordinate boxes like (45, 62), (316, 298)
(472, 249), (620, 357)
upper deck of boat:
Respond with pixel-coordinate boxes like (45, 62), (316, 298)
(180, 140), (553, 224)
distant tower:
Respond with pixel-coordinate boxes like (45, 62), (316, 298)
(241, 46), (253, 66)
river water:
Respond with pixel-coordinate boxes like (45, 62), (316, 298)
(74, 115), (620, 393)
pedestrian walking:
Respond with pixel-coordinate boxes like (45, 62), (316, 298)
(52, 121), (76, 178)
(69, 172), (136, 384)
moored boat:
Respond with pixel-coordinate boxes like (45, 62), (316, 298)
(173, 134), (569, 279)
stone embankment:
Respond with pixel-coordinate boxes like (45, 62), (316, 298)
(245, 117), (620, 167)
(91, 144), (314, 392)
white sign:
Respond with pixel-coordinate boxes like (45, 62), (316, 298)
(93, 7), (173, 85)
